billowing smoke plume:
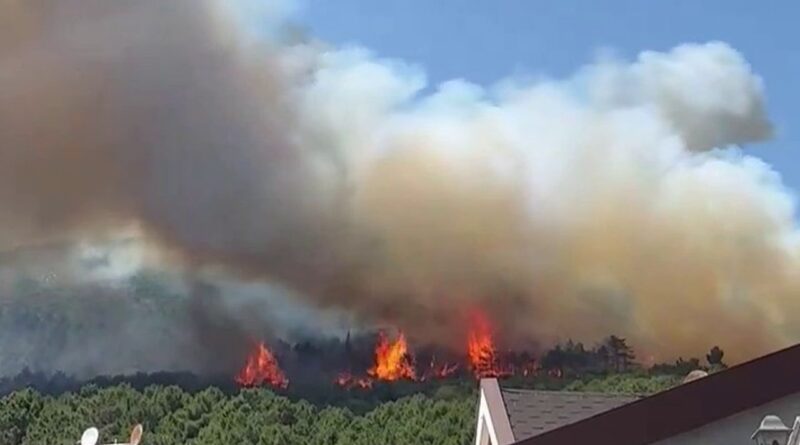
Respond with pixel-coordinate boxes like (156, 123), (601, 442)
(0, 0), (798, 375)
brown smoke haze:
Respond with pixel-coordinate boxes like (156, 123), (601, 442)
(1, 0), (799, 373)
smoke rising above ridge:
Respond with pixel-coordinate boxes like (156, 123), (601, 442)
(0, 0), (798, 374)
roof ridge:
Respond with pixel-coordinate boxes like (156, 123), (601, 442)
(500, 387), (643, 398)
(515, 343), (800, 445)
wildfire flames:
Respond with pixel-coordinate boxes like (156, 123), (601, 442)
(420, 357), (459, 381)
(334, 373), (374, 390)
(467, 311), (511, 378)
(368, 331), (416, 381)
(235, 342), (289, 389)
(237, 311), (539, 390)
(332, 331), (420, 389)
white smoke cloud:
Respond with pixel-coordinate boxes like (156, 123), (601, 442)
(0, 0), (797, 370)
(220, 0), (301, 40)
(291, 39), (798, 360)
(588, 42), (772, 151)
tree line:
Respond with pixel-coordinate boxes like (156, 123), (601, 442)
(0, 384), (476, 445)
(0, 358), (712, 445)
(537, 335), (727, 378)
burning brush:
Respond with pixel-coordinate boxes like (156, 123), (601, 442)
(235, 310), (538, 390)
(367, 331), (416, 381)
(236, 342), (289, 389)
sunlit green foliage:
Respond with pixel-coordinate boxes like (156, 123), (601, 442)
(0, 385), (477, 445)
(0, 370), (688, 445)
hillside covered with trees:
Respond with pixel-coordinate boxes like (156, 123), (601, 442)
(0, 366), (704, 445)
(2, 384), (476, 445)
(0, 276), (728, 445)
(0, 332), (729, 445)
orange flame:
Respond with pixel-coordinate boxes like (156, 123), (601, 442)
(334, 373), (374, 389)
(434, 362), (460, 378)
(420, 356), (459, 381)
(467, 311), (510, 378)
(368, 331), (417, 381)
(236, 342), (289, 389)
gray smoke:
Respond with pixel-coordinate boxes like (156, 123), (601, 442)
(0, 0), (797, 376)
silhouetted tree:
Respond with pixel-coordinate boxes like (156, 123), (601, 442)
(706, 346), (727, 371)
(651, 357), (702, 376)
(541, 345), (566, 374)
(595, 345), (611, 372)
(605, 336), (635, 373)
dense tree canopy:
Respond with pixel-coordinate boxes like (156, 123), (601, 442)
(0, 370), (687, 445)
(0, 385), (477, 445)
(0, 329), (714, 445)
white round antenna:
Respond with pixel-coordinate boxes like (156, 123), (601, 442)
(80, 427), (99, 445)
(682, 369), (709, 383)
(129, 424), (143, 445)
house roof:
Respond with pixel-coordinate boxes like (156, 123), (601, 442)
(500, 387), (639, 439)
(515, 342), (800, 445)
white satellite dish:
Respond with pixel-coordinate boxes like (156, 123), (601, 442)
(90, 424), (144, 445)
(129, 424), (143, 445)
(80, 428), (99, 445)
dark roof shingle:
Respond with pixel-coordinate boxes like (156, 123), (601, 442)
(500, 387), (640, 440)
(515, 343), (800, 445)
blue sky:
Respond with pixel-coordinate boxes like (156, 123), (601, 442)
(296, 0), (799, 192)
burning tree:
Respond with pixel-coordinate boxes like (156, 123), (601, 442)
(368, 331), (417, 381)
(234, 313), (645, 393)
(467, 311), (511, 378)
(236, 342), (289, 389)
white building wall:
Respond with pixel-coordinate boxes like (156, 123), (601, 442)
(655, 391), (800, 445)
(475, 387), (507, 445)
(474, 379), (516, 445)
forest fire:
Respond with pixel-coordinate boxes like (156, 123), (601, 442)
(239, 312), (542, 390)
(235, 342), (289, 389)
(420, 357), (459, 381)
(333, 330), (455, 389)
(467, 311), (512, 378)
(333, 331), (418, 389)
(334, 373), (374, 390)
(368, 331), (416, 381)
